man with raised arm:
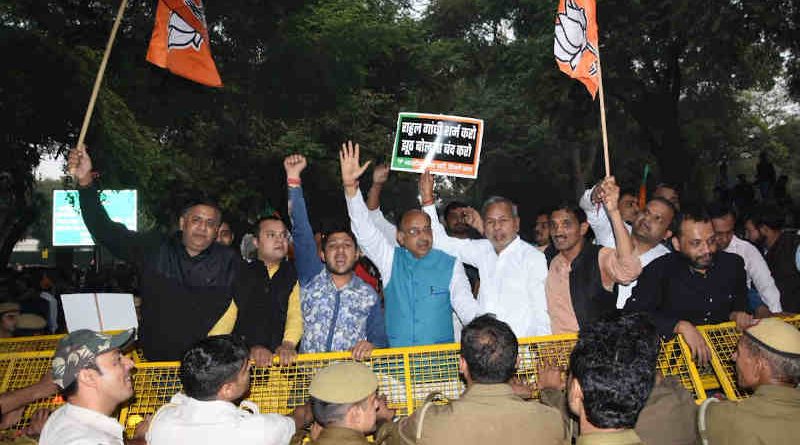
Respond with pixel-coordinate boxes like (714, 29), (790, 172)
(67, 144), (242, 361)
(342, 142), (480, 347)
(547, 177), (641, 334)
(419, 172), (550, 337)
(579, 180), (677, 309)
(284, 154), (387, 360)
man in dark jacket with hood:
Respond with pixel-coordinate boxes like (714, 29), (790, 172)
(68, 144), (242, 361)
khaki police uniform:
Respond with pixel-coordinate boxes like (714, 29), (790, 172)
(635, 376), (699, 445)
(308, 362), (381, 445)
(699, 317), (800, 445)
(379, 383), (567, 445)
(577, 430), (644, 445)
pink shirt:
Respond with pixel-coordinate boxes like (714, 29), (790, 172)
(546, 247), (642, 334)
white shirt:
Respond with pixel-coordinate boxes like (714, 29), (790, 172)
(347, 193), (480, 325)
(147, 393), (295, 445)
(725, 235), (782, 312)
(39, 403), (124, 445)
(579, 186), (669, 308)
(422, 205), (551, 337)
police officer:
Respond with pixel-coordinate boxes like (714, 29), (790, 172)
(308, 362), (393, 445)
(382, 314), (567, 445)
(699, 317), (800, 445)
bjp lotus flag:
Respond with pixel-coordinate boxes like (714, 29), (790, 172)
(146, 0), (222, 87)
(554, 0), (599, 98)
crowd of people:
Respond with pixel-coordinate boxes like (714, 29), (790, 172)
(1, 141), (799, 444)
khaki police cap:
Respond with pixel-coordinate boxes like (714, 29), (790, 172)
(16, 314), (46, 330)
(744, 318), (800, 358)
(309, 362), (378, 404)
(0, 302), (21, 315)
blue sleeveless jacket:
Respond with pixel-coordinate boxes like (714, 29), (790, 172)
(384, 247), (456, 347)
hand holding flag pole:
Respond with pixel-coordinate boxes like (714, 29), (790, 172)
(554, 0), (610, 177)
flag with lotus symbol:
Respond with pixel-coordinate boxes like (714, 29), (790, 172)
(554, 0), (599, 98)
(146, 0), (222, 87)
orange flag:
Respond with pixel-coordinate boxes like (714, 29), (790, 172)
(554, 0), (599, 98)
(146, 0), (222, 87)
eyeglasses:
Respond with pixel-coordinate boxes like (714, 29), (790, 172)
(403, 227), (432, 236)
(263, 231), (291, 240)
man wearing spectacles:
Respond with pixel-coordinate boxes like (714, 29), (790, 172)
(67, 144), (243, 361)
(234, 215), (304, 367)
(341, 142), (480, 347)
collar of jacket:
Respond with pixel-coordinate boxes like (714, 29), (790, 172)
(577, 429), (642, 445)
(172, 231), (215, 261)
(753, 384), (800, 402)
(461, 383), (516, 398)
(316, 426), (368, 442)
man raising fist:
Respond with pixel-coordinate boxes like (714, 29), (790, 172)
(67, 144), (243, 361)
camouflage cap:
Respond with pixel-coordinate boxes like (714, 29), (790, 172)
(52, 329), (135, 389)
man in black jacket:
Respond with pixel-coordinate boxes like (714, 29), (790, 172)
(68, 144), (242, 361)
(625, 206), (753, 365)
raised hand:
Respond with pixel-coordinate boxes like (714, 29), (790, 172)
(598, 176), (620, 213)
(339, 141), (371, 196)
(418, 170), (435, 204)
(372, 164), (390, 185)
(67, 143), (93, 187)
(283, 154), (308, 180)
(463, 207), (484, 235)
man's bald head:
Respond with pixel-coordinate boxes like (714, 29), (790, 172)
(397, 210), (433, 259)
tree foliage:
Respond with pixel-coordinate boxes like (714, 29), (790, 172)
(2, 0), (799, 264)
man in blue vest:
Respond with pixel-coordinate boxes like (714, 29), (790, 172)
(340, 141), (480, 347)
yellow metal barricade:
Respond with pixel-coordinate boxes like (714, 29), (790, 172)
(699, 315), (800, 401)
(0, 351), (62, 430)
(698, 321), (747, 400)
(0, 325), (717, 437)
(0, 335), (63, 355)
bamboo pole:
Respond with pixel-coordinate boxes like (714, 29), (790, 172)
(76, 0), (129, 149)
(596, 58), (611, 178)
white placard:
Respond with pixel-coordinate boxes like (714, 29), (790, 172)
(61, 293), (138, 333)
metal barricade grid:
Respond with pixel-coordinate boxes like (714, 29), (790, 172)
(0, 327), (714, 438)
(657, 337), (706, 402)
(0, 351), (63, 430)
(698, 321), (747, 400)
(0, 335), (63, 355)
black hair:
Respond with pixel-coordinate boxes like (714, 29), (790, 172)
(654, 182), (681, 195)
(620, 188), (638, 198)
(60, 361), (102, 400)
(673, 204), (711, 237)
(443, 201), (470, 218)
(460, 315), (518, 384)
(707, 202), (735, 220)
(646, 197), (679, 233)
(60, 380), (79, 399)
(180, 335), (249, 401)
(320, 225), (357, 250)
(569, 312), (659, 429)
(310, 396), (367, 427)
(551, 203), (587, 224)
(750, 205), (785, 231)
(252, 215), (288, 236)
(181, 199), (222, 218)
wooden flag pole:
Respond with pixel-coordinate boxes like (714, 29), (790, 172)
(76, 0), (129, 149)
(596, 59), (611, 178)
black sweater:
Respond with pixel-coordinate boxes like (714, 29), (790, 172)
(79, 185), (242, 361)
